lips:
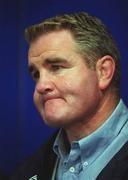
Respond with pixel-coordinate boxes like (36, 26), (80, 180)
(43, 95), (61, 105)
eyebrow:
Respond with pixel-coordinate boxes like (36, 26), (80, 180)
(45, 57), (68, 64)
(28, 57), (69, 73)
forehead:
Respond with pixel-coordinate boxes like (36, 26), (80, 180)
(28, 30), (77, 58)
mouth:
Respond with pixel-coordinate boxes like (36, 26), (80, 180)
(43, 95), (62, 105)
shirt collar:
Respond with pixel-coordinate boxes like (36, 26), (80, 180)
(53, 99), (128, 164)
(53, 129), (70, 159)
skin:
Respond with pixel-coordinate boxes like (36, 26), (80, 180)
(28, 30), (119, 142)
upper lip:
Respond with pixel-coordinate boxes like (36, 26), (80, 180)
(43, 94), (61, 104)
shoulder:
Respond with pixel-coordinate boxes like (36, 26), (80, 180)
(0, 171), (7, 180)
(97, 141), (128, 180)
(9, 131), (58, 180)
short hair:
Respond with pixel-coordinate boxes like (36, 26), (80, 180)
(25, 12), (121, 94)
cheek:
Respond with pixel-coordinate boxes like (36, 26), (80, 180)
(69, 75), (100, 104)
(33, 90), (39, 107)
(59, 72), (82, 89)
(57, 76), (86, 104)
(57, 79), (78, 97)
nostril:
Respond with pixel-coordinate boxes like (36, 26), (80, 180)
(43, 87), (53, 95)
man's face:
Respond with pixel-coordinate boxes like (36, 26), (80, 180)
(28, 30), (101, 129)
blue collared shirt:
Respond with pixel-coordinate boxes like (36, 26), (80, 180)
(53, 99), (128, 180)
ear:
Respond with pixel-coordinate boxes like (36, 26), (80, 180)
(96, 55), (115, 90)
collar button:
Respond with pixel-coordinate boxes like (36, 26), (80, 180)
(83, 161), (88, 167)
(69, 166), (75, 173)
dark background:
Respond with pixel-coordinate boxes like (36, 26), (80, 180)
(0, 0), (128, 175)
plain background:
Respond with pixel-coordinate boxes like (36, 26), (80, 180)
(0, 0), (128, 175)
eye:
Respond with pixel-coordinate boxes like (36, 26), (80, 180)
(28, 66), (40, 81)
(51, 64), (63, 71)
(31, 70), (40, 81)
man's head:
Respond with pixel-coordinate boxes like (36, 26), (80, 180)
(26, 12), (120, 133)
(25, 12), (121, 94)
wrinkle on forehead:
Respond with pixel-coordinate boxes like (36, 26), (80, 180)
(28, 30), (76, 58)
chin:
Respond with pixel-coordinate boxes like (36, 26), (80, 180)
(43, 116), (66, 128)
(44, 120), (63, 128)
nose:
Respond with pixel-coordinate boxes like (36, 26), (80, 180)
(35, 73), (54, 94)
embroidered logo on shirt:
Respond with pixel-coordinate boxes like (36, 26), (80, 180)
(29, 175), (37, 180)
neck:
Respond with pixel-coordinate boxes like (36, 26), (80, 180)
(65, 92), (119, 143)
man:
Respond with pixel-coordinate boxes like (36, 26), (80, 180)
(11, 12), (128, 179)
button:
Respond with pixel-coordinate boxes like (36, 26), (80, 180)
(69, 166), (75, 173)
(83, 161), (88, 167)
(72, 142), (78, 148)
